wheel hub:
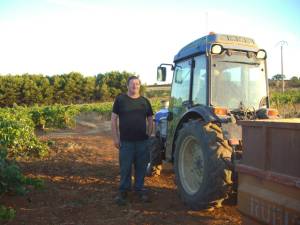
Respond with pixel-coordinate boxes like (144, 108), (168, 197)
(179, 136), (204, 195)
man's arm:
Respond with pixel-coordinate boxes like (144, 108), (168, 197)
(147, 116), (153, 137)
(111, 112), (120, 149)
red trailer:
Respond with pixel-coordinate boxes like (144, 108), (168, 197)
(237, 119), (300, 225)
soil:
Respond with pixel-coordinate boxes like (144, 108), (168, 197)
(1, 114), (242, 225)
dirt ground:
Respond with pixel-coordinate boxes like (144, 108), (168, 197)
(1, 115), (242, 225)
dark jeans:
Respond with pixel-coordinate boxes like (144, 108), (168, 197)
(119, 139), (149, 193)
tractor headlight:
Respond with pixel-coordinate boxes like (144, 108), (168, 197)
(211, 44), (223, 54)
(256, 49), (267, 59)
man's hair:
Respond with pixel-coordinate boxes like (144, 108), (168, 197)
(127, 75), (140, 86)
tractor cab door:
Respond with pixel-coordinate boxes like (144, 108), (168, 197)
(165, 59), (192, 160)
(165, 55), (208, 161)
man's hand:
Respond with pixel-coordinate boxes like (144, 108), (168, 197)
(147, 116), (153, 137)
(111, 112), (120, 149)
(113, 138), (120, 149)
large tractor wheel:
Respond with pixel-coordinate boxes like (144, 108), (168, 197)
(174, 120), (232, 210)
(146, 137), (163, 176)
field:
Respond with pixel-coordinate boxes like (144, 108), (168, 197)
(1, 114), (241, 225)
(2, 84), (298, 224)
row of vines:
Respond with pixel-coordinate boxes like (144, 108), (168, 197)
(270, 90), (300, 118)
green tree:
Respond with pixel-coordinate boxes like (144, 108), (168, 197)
(81, 76), (96, 103)
(0, 76), (22, 107)
(63, 72), (85, 104)
(272, 74), (286, 80)
(99, 83), (111, 101)
(95, 73), (105, 100)
(289, 76), (300, 88)
(50, 75), (65, 104)
(20, 74), (42, 106)
(39, 76), (54, 105)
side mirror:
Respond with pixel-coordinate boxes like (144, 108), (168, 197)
(157, 67), (167, 82)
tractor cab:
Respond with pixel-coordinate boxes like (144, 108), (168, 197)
(157, 33), (278, 161)
(158, 33), (273, 116)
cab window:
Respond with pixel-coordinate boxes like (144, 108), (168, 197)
(171, 60), (191, 105)
(192, 55), (207, 105)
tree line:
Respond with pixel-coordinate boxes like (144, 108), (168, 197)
(270, 75), (300, 90)
(0, 71), (144, 107)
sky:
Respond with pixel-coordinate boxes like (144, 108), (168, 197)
(0, 0), (299, 84)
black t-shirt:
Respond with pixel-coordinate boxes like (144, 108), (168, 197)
(112, 94), (153, 141)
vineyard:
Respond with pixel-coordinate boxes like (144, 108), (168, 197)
(0, 85), (299, 222)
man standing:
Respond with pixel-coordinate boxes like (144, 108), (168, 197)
(111, 76), (153, 205)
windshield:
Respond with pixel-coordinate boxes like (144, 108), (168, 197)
(211, 51), (267, 110)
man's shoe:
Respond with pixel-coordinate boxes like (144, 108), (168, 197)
(114, 192), (127, 206)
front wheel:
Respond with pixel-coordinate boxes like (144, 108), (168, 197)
(174, 120), (232, 210)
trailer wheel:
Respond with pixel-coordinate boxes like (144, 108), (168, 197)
(174, 120), (232, 210)
(146, 137), (163, 176)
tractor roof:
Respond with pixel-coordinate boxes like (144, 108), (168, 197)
(174, 33), (260, 62)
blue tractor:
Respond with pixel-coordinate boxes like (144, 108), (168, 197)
(148, 33), (279, 210)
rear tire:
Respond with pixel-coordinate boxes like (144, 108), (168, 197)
(174, 120), (232, 210)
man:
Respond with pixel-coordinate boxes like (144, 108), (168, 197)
(111, 76), (153, 205)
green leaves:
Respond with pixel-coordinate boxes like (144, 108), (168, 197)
(0, 205), (16, 220)
(270, 90), (300, 106)
(29, 105), (80, 129)
(0, 147), (36, 195)
(0, 110), (48, 158)
(0, 146), (44, 221)
(270, 90), (300, 117)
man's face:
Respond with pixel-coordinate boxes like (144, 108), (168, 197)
(128, 78), (140, 95)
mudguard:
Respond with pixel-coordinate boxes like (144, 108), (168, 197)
(166, 105), (219, 161)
